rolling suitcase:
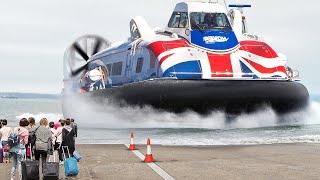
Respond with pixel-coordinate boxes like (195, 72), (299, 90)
(3, 144), (9, 163)
(0, 144), (3, 163)
(62, 146), (79, 176)
(21, 144), (39, 180)
(43, 150), (59, 180)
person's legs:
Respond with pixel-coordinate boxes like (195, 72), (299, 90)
(69, 147), (75, 157)
(34, 150), (41, 161)
(17, 152), (24, 180)
(57, 144), (63, 162)
(10, 153), (17, 177)
(41, 151), (47, 163)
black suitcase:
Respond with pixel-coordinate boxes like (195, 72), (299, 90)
(43, 151), (59, 180)
(21, 160), (40, 180)
(43, 162), (59, 180)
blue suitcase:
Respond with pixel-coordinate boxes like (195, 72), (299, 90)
(62, 146), (79, 176)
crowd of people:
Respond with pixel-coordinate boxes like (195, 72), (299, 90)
(0, 117), (78, 179)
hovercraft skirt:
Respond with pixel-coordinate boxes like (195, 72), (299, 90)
(86, 80), (309, 114)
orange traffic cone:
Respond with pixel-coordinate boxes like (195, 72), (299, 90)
(144, 138), (154, 163)
(128, 132), (136, 150)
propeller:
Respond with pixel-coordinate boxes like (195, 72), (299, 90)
(64, 35), (111, 77)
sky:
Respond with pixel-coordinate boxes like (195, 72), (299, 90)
(0, 0), (319, 94)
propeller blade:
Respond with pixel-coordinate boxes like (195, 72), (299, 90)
(71, 64), (88, 76)
(73, 43), (89, 61)
(92, 39), (102, 55)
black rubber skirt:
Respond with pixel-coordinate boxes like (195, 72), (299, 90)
(83, 79), (309, 115)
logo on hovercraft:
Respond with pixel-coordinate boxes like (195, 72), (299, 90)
(203, 36), (229, 44)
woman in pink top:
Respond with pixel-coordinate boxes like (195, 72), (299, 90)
(9, 118), (29, 180)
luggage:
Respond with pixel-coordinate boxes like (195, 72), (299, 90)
(21, 145), (39, 180)
(26, 145), (31, 158)
(43, 150), (59, 180)
(0, 145), (3, 163)
(3, 145), (9, 163)
(62, 146), (79, 176)
(73, 150), (82, 162)
(21, 161), (40, 180)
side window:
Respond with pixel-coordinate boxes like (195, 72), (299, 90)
(168, 12), (180, 28)
(149, 52), (156, 69)
(179, 13), (188, 28)
(168, 12), (188, 28)
(111, 62), (122, 76)
(136, 57), (144, 73)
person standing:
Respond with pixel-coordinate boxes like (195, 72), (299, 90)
(0, 119), (12, 147)
(34, 118), (51, 166)
(56, 120), (64, 164)
(62, 119), (76, 158)
(49, 122), (57, 146)
(27, 117), (38, 160)
(70, 119), (78, 138)
(27, 117), (36, 131)
(9, 118), (29, 180)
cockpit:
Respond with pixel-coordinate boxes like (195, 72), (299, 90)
(190, 12), (231, 31)
(168, 12), (231, 31)
(166, 2), (240, 51)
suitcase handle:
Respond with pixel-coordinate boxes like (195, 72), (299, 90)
(61, 146), (71, 160)
(48, 150), (57, 162)
(25, 144), (33, 160)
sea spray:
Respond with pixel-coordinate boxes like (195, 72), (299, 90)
(10, 97), (320, 145)
(61, 94), (320, 129)
(16, 113), (63, 122)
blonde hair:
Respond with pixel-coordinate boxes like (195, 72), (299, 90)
(40, 118), (48, 126)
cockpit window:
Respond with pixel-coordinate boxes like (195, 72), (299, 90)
(190, 12), (231, 30)
(168, 12), (189, 28)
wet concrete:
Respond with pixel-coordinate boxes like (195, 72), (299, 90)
(0, 144), (319, 180)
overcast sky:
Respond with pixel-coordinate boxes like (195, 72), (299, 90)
(0, 0), (319, 94)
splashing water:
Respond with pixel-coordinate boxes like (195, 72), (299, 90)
(16, 113), (63, 122)
(6, 96), (320, 145)
(62, 95), (320, 129)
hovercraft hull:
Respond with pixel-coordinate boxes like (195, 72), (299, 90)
(84, 79), (309, 115)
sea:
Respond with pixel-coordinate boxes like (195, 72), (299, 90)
(0, 93), (320, 146)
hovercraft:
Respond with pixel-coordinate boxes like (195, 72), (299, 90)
(62, 1), (309, 116)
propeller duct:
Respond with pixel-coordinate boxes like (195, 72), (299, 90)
(64, 35), (111, 77)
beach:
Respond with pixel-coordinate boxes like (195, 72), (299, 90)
(1, 143), (320, 179)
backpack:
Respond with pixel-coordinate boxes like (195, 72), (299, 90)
(8, 132), (20, 148)
(28, 126), (40, 147)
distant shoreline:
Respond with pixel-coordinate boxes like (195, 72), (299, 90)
(1, 92), (319, 101)
(0, 92), (59, 99)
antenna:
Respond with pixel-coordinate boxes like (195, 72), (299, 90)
(228, 4), (251, 13)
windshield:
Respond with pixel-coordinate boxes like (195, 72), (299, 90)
(190, 12), (231, 30)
